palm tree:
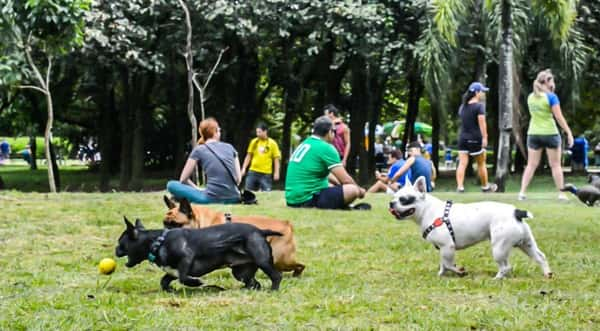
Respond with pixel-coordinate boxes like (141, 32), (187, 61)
(422, 0), (584, 191)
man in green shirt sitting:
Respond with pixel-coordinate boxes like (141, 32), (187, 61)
(285, 115), (366, 209)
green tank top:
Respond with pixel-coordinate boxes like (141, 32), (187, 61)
(527, 92), (559, 135)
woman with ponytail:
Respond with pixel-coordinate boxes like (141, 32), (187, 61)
(455, 82), (497, 193)
(518, 69), (574, 201)
(167, 117), (242, 204)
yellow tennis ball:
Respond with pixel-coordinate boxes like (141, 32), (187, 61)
(98, 258), (116, 275)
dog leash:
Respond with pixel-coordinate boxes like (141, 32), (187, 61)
(422, 200), (455, 247)
(148, 229), (170, 265)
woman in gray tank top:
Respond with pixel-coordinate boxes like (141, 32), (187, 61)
(166, 118), (241, 204)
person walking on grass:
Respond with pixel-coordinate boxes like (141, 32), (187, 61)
(456, 82), (497, 193)
(241, 123), (281, 192)
(518, 69), (574, 201)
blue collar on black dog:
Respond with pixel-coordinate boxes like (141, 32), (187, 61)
(148, 229), (170, 265)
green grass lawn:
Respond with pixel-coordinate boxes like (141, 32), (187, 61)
(1, 188), (598, 330)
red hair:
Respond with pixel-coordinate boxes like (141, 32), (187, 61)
(197, 117), (219, 145)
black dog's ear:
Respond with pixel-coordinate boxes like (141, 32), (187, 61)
(124, 216), (138, 239)
(179, 198), (194, 218)
(135, 218), (145, 230)
(164, 195), (176, 209)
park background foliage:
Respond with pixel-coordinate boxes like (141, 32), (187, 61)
(1, 0), (599, 191)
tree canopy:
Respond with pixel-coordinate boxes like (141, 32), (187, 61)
(1, 0), (598, 191)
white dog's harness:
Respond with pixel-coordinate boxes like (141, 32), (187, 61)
(422, 200), (456, 249)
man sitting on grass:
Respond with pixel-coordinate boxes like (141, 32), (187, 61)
(367, 149), (412, 194)
(285, 115), (367, 209)
(389, 141), (434, 192)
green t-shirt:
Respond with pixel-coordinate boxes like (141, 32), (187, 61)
(285, 136), (342, 204)
(527, 92), (559, 135)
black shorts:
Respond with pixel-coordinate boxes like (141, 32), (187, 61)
(287, 186), (345, 210)
(457, 138), (484, 156)
(527, 134), (561, 150)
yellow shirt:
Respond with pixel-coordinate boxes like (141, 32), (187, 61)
(248, 137), (281, 174)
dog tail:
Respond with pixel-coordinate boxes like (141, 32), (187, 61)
(260, 230), (283, 237)
(514, 209), (533, 222)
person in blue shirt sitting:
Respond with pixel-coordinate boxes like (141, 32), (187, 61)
(390, 141), (434, 192)
(367, 149), (412, 194)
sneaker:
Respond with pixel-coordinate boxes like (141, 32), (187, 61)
(517, 193), (527, 201)
(481, 183), (498, 193)
(558, 193), (569, 201)
(456, 188), (465, 193)
(352, 202), (372, 210)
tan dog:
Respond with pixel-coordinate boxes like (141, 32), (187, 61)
(163, 196), (305, 276)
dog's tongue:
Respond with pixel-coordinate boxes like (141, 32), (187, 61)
(389, 208), (401, 219)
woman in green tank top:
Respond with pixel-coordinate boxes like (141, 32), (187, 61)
(518, 69), (574, 201)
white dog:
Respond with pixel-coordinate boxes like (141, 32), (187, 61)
(389, 176), (552, 279)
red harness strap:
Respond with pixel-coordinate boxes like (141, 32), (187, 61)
(421, 200), (455, 247)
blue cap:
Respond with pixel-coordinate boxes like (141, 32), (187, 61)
(468, 82), (489, 93)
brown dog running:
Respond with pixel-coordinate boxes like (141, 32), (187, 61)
(163, 196), (305, 276)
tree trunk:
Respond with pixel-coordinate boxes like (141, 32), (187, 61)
(280, 90), (296, 182)
(402, 68), (424, 153)
(49, 139), (60, 191)
(167, 52), (187, 178)
(29, 135), (37, 170)
(495, 0), (514, 192)
(119, 67), (133, 190)
(99, 83), (117, 192)
(178, 0), (198, 184)
(130, 73), (156, 191)
(431, 99), (441, 173)
(230, 42), (260, 152)
(23, 49), (56, 192)
(349, 55), (369, 183)
(44, 92), (57, 193)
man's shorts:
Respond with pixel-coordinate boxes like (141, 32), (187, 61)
(527, 134), (561, 150)
(244, 170), (273, 191)
(457, 138), (484, 156)
(287, 186), (345, 210)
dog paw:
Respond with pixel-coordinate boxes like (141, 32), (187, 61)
(544, 272), (554, 279)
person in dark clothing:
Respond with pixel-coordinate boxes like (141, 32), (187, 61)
(455, 82), (497, 193)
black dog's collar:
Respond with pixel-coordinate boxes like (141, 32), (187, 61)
(422, 200), (455, 248)
(148, 229), (170, 265)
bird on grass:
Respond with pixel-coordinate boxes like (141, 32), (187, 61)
(561, 184), (600, 207)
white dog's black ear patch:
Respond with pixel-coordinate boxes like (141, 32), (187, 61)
(514, 209), (533, 221)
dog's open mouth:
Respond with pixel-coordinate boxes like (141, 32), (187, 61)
(389, 208), (415, 220)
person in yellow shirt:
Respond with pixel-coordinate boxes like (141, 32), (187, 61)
(241, 123), (281, 191)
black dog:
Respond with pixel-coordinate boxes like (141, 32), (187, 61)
(588, 174), (600, 190)
(115, 217), (283, 291)
(562, 184), (600, 207)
